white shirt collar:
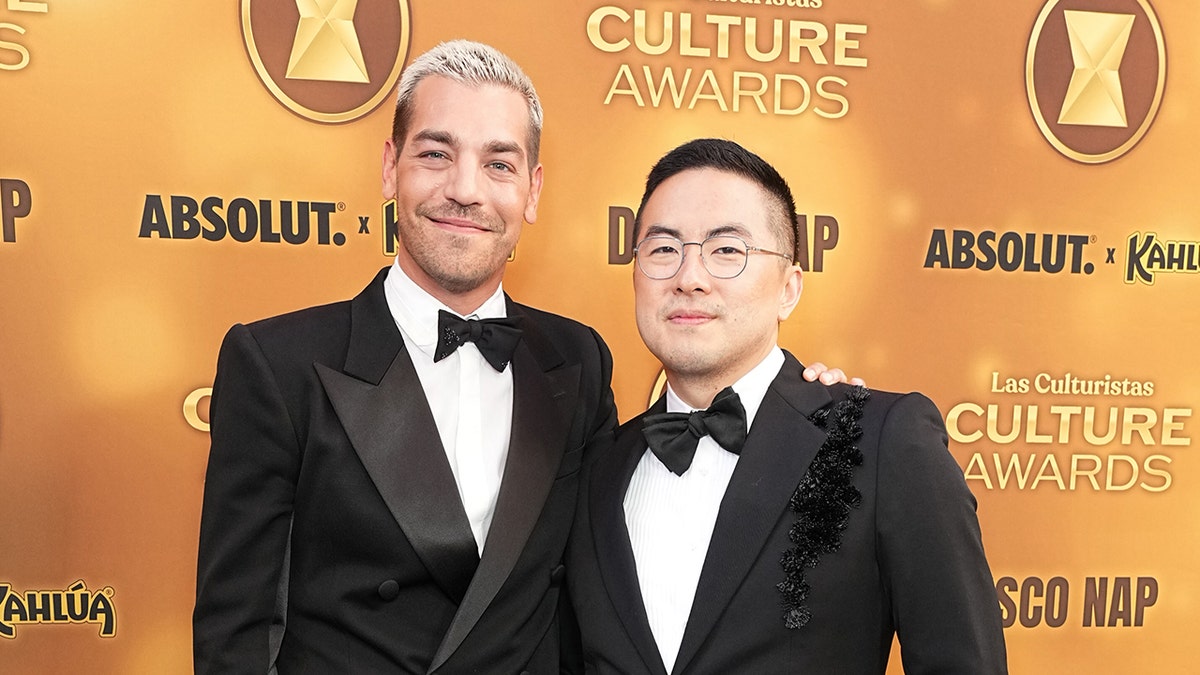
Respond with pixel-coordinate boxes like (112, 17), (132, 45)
(383, 257), (508, 357)
(664, 346), (784, 430)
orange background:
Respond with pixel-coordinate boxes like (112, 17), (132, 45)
(1, 1), (1196, 672)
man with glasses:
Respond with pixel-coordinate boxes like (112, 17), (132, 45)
(567, 139), (1007, 674)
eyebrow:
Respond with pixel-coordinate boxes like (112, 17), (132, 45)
(410, 130), (526, 160)
(642, 225), (682, 239)
(707, 223), (752, 238)
(411, 129), (456, 147)
(484, 139), (524, 158)
(642, 223), (754, 240)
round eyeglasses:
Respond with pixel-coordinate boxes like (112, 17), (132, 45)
(632, 234), (793, 280)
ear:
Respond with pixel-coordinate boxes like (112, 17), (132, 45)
(777, 265), (803, 322)
(382, 138), (399, 199)
(524, 163), (544, 224)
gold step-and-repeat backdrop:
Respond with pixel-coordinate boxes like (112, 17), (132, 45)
(2, 1), (1195, 672)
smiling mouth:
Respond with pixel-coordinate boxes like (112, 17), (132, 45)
(430, 216), (492, 234)
(667, 311), (715, 325)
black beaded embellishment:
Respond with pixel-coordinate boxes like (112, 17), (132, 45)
(777, 385), (869, 629)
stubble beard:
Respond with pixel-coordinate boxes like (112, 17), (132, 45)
(401, 206), (510, 294)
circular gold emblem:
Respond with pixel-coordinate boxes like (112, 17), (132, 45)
(1026, 0), (1166, 163)
(241, 0), (411, 123)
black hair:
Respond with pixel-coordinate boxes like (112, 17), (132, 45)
(634, 138), (800, 259)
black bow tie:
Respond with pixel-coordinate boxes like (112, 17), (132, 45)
(434, 310), (523, 372)
(641, 386), (748, 476)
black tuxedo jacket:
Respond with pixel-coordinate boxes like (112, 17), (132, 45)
(567, 354), (1006, 674)
(194, 268), (616, 674)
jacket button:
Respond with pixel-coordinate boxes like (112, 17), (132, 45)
(377, 580), (400, 601)
(550, 564), (566, 584)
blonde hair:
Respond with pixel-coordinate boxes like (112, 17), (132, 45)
(391, 40), (543, 166)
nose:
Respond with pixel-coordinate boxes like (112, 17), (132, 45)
(675, 242), (711, 293)
(443, 161), (484, 206)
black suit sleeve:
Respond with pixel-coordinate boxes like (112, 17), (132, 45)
(194, 324), (299, 674)
(559, 326), (618, 675)
(582, 326), (618, 465)
(875, 393), (1008, 674)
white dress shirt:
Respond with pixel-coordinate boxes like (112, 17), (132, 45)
(623, 347), (785, 673)
(383, 259), (514, 555)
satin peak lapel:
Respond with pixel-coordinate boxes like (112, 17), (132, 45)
(316, 349), (479, 605)
(430, 318), (580, 673)
(672, 355), (833, 674)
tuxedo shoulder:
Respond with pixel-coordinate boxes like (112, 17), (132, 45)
(227, 267), (384, 352)
(817, 385), (947, 443)
(240, 298), (352, 348)
(509, 302), (612, 362)
(827, 382), (938, 412)
(511, 302), (598, 336)
(831, 386), (952, 461)
(219, 298), (354, 374)
(245, 297), (351, 333)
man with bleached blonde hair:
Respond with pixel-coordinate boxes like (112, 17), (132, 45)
(194, 40), (616, 674)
